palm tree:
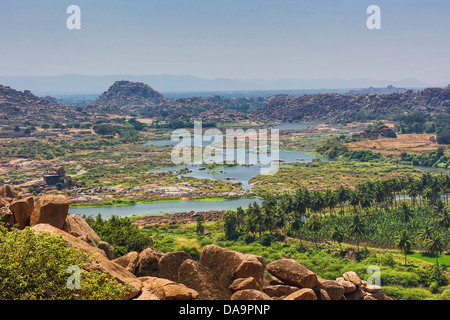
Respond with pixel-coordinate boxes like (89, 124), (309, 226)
(336, 186), (350, 214)
(417, 225), (434, 249)
(395, 230), (413, 266)
(438, 209), (450, 230)
(432, 200), (446, 217)
(307, 214), (322, 247)
(425, 233), (446, 265)
(348, 214), (365, 252)
(324, 189), (337, 215)
(350, 190), (360, 213)
(248, 201), (264, 236)
(290, 212), (304, 246)
(407, 179), (419, 208)
(398, 201), (413, 225)
(331, 226), (345, 251)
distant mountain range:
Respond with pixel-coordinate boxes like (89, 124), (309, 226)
(0, 74), (443, 96)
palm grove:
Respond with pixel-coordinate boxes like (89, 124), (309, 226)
(224, 172), (450, 265)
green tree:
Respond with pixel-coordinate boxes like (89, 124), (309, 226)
(307, 214), (322, 247)
(395, 230), (413, 266)
(348, 214), (365, 252)
(86, 214), (152, 257)
(0, 223), (130, 300)
(196, 213), (205, 236)
(424, 233), (446, 265)
(331, 226), (345, 250)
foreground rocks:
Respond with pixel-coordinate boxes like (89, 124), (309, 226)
(1, 188), (393, 301)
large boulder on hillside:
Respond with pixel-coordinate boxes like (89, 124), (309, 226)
(0, 206), (14, 229)
(113, 251), (140, 274)
(31, 223), (142, 299)
(263, 284), (300, 298)
(266, 258), (318, 289)
(10, 197), (34, 229)
(63, 214), (101, 244)
(345, 287), (365, 300)
(318, 278), (345, 300)
(135, 276), (199, 300)
(0, 198), (10, 208)
(159, 251), (192, 282)
(229, 277), (260, 293)
(98, 241), (116, 260)
(199, 244), (266, 288)
(336, 277), (357, 294)
(178, 259), (231, 300)
(284, 288), (317, 300)
(366, 284), (383, 293)
(343, 271), (362, 286)
(135, 248), (165, 277)
(30, 195), (69, 229)
(0, 184), (18, 198)
(231, 289), (272, 301)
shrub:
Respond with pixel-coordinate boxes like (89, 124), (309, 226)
(0, 223), (130, 300)
(380, 269), (421, 287)
(383, 286), (435, 300)
(174, 238), (201, 261)
(85, 214), (153, 257)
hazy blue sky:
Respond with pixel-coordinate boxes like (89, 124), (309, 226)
(1, 0), (449, 83)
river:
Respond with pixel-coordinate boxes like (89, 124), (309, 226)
(69, 197), (263, 218)
(70, 122), (318, 218)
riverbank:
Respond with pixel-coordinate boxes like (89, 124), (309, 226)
(131, 210), (225, 226)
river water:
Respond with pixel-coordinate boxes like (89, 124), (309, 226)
(69, 122), (320, 217)
(69, 197), (263, 218)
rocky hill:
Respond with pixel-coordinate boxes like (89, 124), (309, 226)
(0, 85), (81, 124)
(0, 186), (392, 301)
(85, 80), (167, 115)
(253, 85), (450, 123)
(347, 85), (409, 95)
(86, 80), (263, 122)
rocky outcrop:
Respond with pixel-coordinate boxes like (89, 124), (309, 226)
(1, 192), (393, 301)
(9, 197), (34, 229)
(31, 223), (142, 300)
(266, 258), (319, 289)
(199, 244), (266, 288)
(159, 251), (192, 282)
(178, 259), (231, 300)
(231, 289), (272, 301)
(254, 85), (450, 123)
(113, 251), (140, 274)
(63, 214), (101, 245)
(98, 241), (116, 260)
(135, 247), (165, 277)
(135, 276), (199, 300)
(0, 184), (18, 198)
(0, 206), (14, 229)
(29, 195), (69, 229)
